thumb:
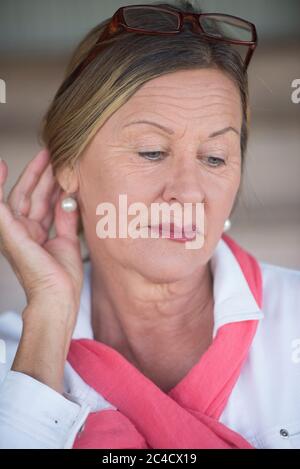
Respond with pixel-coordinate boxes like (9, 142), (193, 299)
(54, 192), (80, 241)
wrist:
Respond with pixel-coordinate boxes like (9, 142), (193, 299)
(12, 303), (77, 393)
(22, 296), (78, 331)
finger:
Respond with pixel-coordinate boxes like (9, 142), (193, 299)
(7, 149), (50, 217)
(29, 162), (58, 221)
(40, 184), (62, 232)
(54, 191), (80, 242)
(0, 158), (8, 202)
(0, 195), (45, 259)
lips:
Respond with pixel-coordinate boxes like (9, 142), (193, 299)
(148, 222), (198, 241)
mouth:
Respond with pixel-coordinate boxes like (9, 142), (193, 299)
(148, 223), (198, 242)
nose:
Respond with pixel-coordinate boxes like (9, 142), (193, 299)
(161, 153), (205, 206)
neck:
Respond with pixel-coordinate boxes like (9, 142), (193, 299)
(90, 260), (214, 392)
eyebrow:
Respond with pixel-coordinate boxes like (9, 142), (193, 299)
(122, 119), (240, 138)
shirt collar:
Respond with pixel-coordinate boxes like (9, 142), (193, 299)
(210, 237), (264, 336)
(72, 237), (264, 340)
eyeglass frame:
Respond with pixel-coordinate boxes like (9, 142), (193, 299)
(57, 4), (258, 96)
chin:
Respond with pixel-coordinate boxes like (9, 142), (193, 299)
(130, 241), (206, 283)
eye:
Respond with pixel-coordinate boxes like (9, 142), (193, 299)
(138, 151), (167, 161)
(204, 156), (226, 167)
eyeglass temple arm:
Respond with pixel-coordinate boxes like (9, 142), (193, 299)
(244, 43), (257, 70)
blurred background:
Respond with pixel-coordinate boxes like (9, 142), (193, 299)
(0, 0), (299, 313)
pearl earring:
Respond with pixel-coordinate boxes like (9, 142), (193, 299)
(223, 218), (231, 232)
(61, 196), (77, 212)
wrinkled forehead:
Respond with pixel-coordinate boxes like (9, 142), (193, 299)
(135, 68), (240, 98)
(103, 69), (242, 139)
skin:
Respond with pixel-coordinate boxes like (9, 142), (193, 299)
(58, 68), (243, 392)
(0, 67), (242, 393)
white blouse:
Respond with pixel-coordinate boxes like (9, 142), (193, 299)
(0, 236), (299, 449)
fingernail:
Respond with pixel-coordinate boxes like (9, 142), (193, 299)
(14, 194), (25, 218)
(13, 209), (21, 218)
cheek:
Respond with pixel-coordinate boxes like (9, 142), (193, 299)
(205, 167), (240, 200)
(80, 163), (123, 208)
(203, 169), (241, 223)
(95, 161), (154, 204)
(80, 178), (156, 240)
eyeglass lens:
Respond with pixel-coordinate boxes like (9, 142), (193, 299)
(122, 7), (253, 42)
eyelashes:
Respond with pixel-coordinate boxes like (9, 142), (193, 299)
(138, 151), (166, 160)
(205, 156), (226, 167)
(137, 151), (226, 167)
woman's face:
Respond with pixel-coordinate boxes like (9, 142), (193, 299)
(70, 68), (242, 282)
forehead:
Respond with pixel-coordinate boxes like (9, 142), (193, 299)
(135, 68), (240, 99)
(119, 69), (241, 123)
(96, 68), (243, 142)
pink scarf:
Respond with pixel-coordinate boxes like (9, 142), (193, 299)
(67, 234), (262, 449)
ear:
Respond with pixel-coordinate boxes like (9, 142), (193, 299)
(56, 164), (79, 194)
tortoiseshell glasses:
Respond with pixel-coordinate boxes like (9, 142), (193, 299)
(57, 4), (257, 96)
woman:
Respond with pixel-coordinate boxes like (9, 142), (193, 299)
(0, 0), (299, 449)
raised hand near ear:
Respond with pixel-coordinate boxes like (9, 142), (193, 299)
(0, 150), (84, 393)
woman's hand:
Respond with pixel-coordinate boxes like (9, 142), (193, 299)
(0, 149), (84, 392)
(0, 149), (83, 309)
